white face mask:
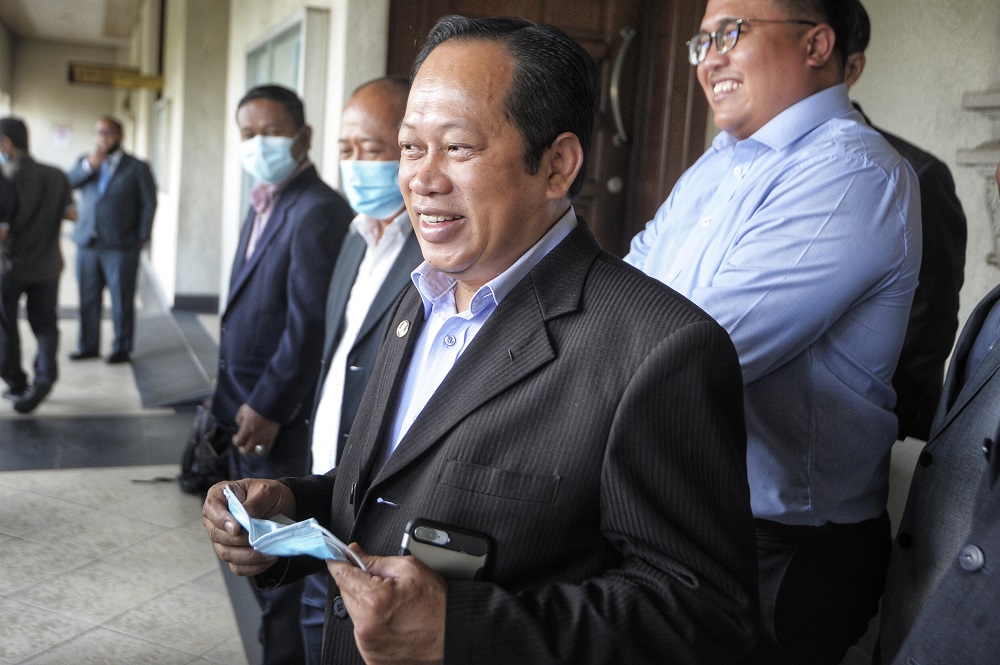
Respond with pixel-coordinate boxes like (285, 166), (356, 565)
(239, 133), (298, 184)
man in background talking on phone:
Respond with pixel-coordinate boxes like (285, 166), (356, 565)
(203, 16), (762, 664)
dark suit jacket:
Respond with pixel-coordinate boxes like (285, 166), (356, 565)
(855, 104), (968, 441)
(268, 222), (761, 664)
(212, 165), (352, 473)
(67, 152), (157, 249)
(878, 282), (1000, 664)
(0, 171), (14, 225)
(309, 226), (423, 467)
(4, 155), (71, 281)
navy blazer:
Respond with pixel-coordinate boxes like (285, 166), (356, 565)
(878, 282), (1000, 664)
(309, 226), (423, 467)
(212, 165), (352, 433)
(67, 153), (157, 249)
(268, 222), (761, 664)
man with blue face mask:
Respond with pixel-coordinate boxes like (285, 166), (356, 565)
(298, 76), (423, 664)
(211, 84), (353, 665)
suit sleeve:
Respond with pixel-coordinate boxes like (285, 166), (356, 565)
(892, 158), (967, 440)
(443, 320), (761, 664)
(66, 157), (95, 189)
(136, 161), (157, 243)
(245, 197), (349, 422)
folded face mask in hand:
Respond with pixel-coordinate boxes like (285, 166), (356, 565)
(223, 486), (366, 570)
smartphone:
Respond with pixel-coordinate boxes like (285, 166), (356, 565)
(399, 518), (490, 580)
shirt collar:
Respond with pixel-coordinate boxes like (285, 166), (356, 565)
(352, 208), (412, 250)
(713, 83), (854, 152)
(411, 206), (578, 318)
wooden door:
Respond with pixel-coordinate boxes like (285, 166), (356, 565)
(388, 0), (708, 257)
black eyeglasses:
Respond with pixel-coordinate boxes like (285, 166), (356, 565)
(687, 18), (818, 65)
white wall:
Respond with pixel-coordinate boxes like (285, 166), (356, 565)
(9, 40), (118, 170)
(154, 0), (230, 304)
(851, 0), (1000, 329)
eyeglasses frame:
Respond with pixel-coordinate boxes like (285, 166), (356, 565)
(687, 17), (819, 65)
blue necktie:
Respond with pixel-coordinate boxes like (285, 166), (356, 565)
(98, 161), (111, 195)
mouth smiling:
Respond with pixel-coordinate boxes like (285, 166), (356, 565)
(419, 213), (463, 223)
(713, 80), (742, 95)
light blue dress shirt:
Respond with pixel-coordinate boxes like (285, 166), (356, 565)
(627, 84), (921, 526)
(381, 208), (578, 468)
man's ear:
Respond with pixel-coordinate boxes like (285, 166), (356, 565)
(295, 124), (313, 160)
(544, 132), (584, 201)
(804, 23), (837, 69)
(843, 52), (866, 88)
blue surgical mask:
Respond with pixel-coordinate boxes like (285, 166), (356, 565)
(239, 134), (298, 184)
(0, 152), (9, 166)
(339, 160), (404, 220)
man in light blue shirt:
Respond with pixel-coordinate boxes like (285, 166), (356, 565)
(626, 1), (920, 663)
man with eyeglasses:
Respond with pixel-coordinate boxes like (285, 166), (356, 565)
(626, 1), (921, 663)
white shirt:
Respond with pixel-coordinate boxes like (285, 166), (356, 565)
(310, 208), (411, 473)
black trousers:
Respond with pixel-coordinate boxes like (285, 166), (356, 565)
(753, 511), (891, 665)
(0, 276), (59, 390)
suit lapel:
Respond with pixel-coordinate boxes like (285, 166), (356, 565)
(352, 233), (423, 347)
(321, 232), (368, 361)
(930, 284), (1000, 440)
(227, 171), (308, 305)
(366, 222), (600, 493)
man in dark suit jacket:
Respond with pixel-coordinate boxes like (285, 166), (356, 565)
(299, 76), (423, 664)
(0, 117), (75, 413)
(67, 115), (156, 364)
(204, 17), (762, 665)
(874, 162), (1000, 665)
(212, 84), (352, 664)
(844, 1), (968, 441)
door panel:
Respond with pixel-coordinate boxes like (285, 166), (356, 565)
(388, 0), (708, 257)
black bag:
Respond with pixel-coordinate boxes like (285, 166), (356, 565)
(179, 397), (230, 495)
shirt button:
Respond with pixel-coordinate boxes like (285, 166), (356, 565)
(700, 217), (710, 227)
(733, 165), (743, 175)
(332, 595), (348, 619)
(444, 334), (457, 347)
(958, 544), (985, 572)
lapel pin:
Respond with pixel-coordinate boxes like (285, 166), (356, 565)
(396, 320), (410, 338)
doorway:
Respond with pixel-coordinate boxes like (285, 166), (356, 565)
(387, 0), (709, 257)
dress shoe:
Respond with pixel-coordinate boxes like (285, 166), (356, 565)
(3, 386), (26, 402)
(105, 350), (131, 364)
(14, 382), (51, 414)
(69, 350), (99, 361)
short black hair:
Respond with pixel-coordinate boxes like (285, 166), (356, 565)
(844, 1), (870, 56)
(0, 116), (28, 151)
(238, 84), (306, 129)
(411, 15), (598, 199)
(773, 0), (864, 68)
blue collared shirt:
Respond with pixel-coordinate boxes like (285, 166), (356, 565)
(382, 208), (578, 466)
(626, 84), (921, 526)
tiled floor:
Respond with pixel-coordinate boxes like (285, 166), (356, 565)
(0, 228), (248, 664)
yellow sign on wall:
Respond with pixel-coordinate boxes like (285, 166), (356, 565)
(68, 62), (163, 90)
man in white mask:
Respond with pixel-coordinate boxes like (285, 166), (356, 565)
(297, 75), (423, 665)
(211, 84), (353, 665)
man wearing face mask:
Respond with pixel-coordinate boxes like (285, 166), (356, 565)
(212, 84), (352, 665)
(67, 115), (156, 364)
(298, 76), (423, 664)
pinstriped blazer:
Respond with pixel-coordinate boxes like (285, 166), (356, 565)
(278, 222), (762, 664)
